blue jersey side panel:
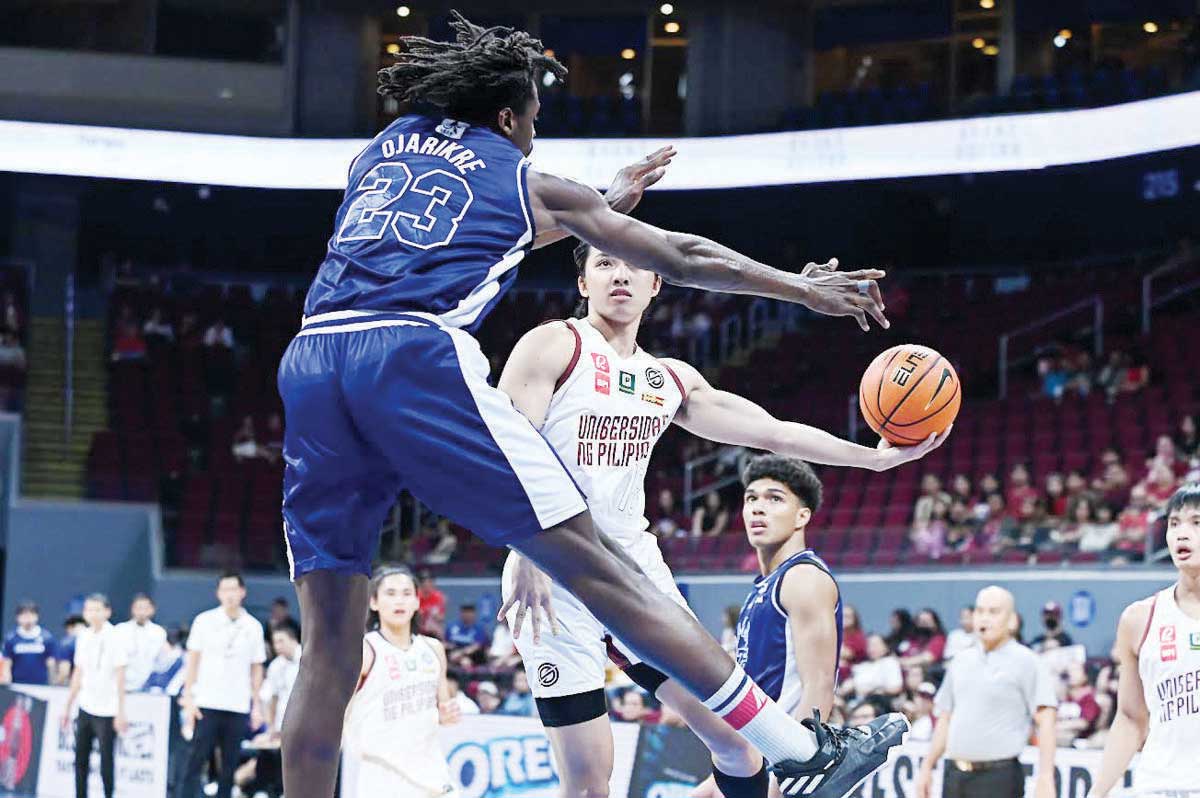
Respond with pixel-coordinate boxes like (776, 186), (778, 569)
(304, 115), (534, 333)
(735, 550), (842, 703)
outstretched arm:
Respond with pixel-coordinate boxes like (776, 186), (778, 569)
(527, 171), (889, 331)
(533, 147), (675, 249)
(663, 358), (947, 469)
(1091, 601), (1152, 798)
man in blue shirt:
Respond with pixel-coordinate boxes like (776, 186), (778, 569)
(445, 604), (488, 670)
(2, 601), (57, 685)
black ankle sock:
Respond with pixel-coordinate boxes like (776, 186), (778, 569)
(712, 762), (768, 798)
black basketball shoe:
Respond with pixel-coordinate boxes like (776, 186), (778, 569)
(769, 710), (909, 798)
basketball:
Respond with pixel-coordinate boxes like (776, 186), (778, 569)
(859, 344), (961, 446)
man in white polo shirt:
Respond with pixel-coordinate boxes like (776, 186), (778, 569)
(179, 572), (266, 798)
(116, 593), (167, 692)
(63, 593), (128, 798)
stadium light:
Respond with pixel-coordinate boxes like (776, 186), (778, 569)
(1059, 29), (1072, 39)
(386, 43), (401, 55)
(664, 21), (680, 33)
(660, 3), (674, 14)
(544, 48), (555, 58)
(1143, 21), (1158, 33)
(396, 5), (411, 17)
(983, 44), (999, 56)
(1053, 35), (1067, 48)
(979, 0), (994, 9)
(621, 48), (636, 60)
(972, 37), (985, 49)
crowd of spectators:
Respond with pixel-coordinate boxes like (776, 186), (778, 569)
(905, 414), (1199, 563)
(1037, 346), (1151, 403)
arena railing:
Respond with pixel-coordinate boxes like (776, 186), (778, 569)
(1141, 250), (1200, 335)
(997, 294), (1103, 400)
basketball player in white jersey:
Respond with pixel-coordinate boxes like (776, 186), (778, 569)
(344, 565), (460, 798)
(497, 242), (946, 798)
(1092, 483), (1200, 798)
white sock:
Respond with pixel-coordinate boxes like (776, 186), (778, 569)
(700, 666), (818, 765)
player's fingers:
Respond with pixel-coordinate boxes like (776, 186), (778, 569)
(864, 297), (890, 330)
(852, 308), (869, 331)
(512, 604), (527, 640)
(496, 596), (515, 623)
(641, 167), (667, 188)
(867, 279), (885, 310)
(530, 606), (542, 646)
(545, 600), (560, 637)
(841, 268), (886, 281)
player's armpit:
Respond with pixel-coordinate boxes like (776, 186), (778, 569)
(496, 322), (578, 429)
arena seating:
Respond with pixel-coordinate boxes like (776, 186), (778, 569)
(86, 253), (1196, 573)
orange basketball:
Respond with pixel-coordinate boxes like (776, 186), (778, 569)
(859, 344), (961, 446)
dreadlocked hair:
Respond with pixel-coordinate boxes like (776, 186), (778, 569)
(379, 10), (567, 127)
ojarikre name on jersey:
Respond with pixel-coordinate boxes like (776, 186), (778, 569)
(378, 131), (488, 175)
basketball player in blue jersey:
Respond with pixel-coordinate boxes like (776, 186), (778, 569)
(734, 456), (883, 797)
(279, 13), (899, 798)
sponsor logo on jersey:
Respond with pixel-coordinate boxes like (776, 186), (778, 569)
(592, 353), (610, 373)
(595, 373), (610, 395)
(1161, 626), (1177, 644)
(1190, 632), (1200, 651)
(1162, 644), (1178, 662)
(618, 371), (635, 394)
(435, 118), (469, 139)
(537, 663), (560, 687)
(645, 367), (665, 389)
(641, 393), (664, 406)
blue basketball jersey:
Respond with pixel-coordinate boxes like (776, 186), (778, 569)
(304, 114), (534, 333)
(735, 550), (842, 713)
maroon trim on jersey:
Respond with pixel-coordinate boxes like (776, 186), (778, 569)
(1137, 593), (1159, 655)
(603, 634), (634, 671)
(540, 320), (582, 392)
(355, 636), (377, 694)
(662, 362), (688, 405)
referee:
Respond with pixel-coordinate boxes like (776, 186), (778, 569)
(916, 586), (1058, 798)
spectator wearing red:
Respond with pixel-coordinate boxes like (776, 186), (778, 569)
(1139, 461), (1178, 511)
(111, 322), (147, 362)
(1044, 473), (1068, 519)
(1004, 463), (1039, 521)
(1148, 434), (1189, 479)
(416, 570), (447, 639)
(1055, 663), (1101, 746)
(1113, 484), (1152, 560)
(839, 606), (868, 682)
(899, 609), (946, 668)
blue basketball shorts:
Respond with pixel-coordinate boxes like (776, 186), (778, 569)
(277, 310), (588, 579)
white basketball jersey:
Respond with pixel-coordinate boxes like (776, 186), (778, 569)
(1135, 585), (1200, 794)
(540, 318), (685, 545)
(344, 632), (451, 792)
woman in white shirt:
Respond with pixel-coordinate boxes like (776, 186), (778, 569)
(842, 634), (903, 699)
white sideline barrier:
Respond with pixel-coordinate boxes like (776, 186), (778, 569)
(341, 715), (1140, 798)
(11, 685), (171, 798)
(0, 91), (1198, 190)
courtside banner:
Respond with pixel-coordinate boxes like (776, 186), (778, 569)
(0, 687), (47, 795)
(0, 91), (1197, 190)
(626, 723), (712, 798)
(340, 715), (641, 798)
(845, 741), (1136, 798)
(13, 686), (170, 798)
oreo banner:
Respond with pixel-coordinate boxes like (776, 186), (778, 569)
(0, 687), (47, 795)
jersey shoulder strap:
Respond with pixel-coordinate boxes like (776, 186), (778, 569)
(770, 550), (837, 616)
(537, 319), (582, 391)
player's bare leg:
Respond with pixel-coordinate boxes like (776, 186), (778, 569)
(280, 571), (369, 798)
(544, 716), (615, 798)
(656, 679), (763, 776)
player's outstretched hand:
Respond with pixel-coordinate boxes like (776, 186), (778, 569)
(798, 258), (889, 331)
(439, 698), (462, 726)
(498, 556), (560, 645)
(605, 145), (677, 214)
(871, 426), (952, 471)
